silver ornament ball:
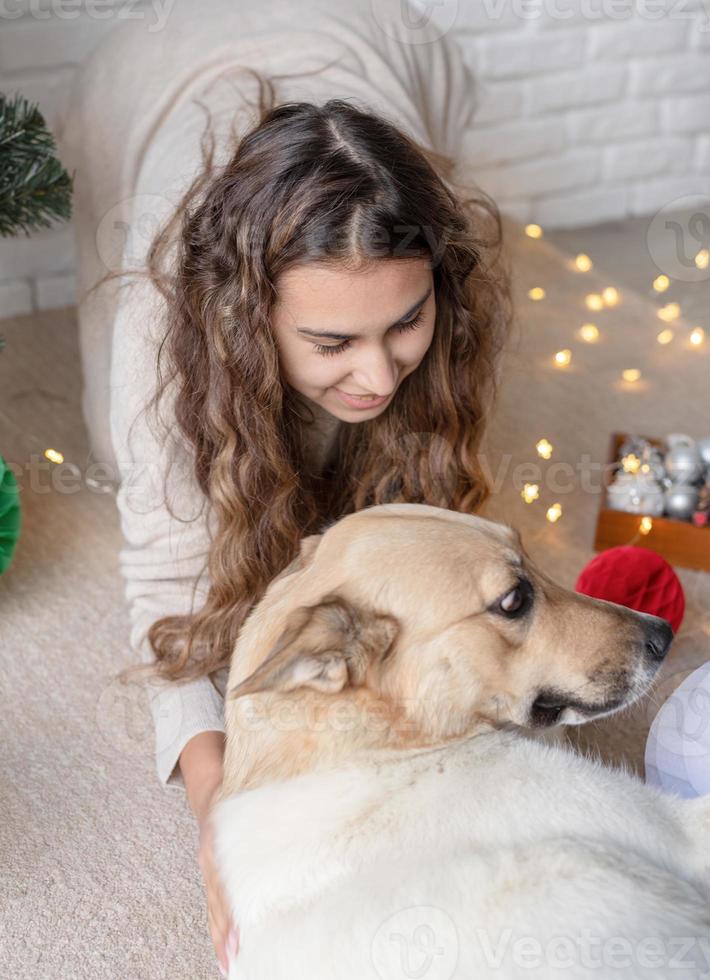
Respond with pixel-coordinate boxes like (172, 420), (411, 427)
(664, 484), (700, 521)
(664, 444), (704, 484)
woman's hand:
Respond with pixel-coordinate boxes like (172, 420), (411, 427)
(197, 782), (240, 977)
(178, 731), (238, 975)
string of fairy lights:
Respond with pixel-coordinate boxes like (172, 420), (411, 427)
(517, 222), (708, 530)
(38, 225), (709, 534)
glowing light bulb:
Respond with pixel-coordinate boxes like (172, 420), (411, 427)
(622, 368), (642, 383)
(652, 275), (670, 293)
(574, 253), (593, 272)
(526, 224), (544, 239)
(528, 286), (546, 301)
(44, 448), (64, 464)
(546, 503), (562, 523)
(554, 349), (572, 367)
(622, 453), (641, 474)
(690, 327), (705, 346)
(521, 483), (540, 504)
(536, 438), (553, 460)
(639, 516), (653, 535)
(656, 328), (674, 345)
(585, 293), (604, 311)
(658, 302), (680, 322)
(695, 248), (709, 270)
(579, 323), (599, 343)
(602, 287), (620, 307)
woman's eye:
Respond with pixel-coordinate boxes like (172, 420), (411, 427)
(313, 309), (426, 357)
(496, 580), (532, 618)
(313, 341), (350, 356)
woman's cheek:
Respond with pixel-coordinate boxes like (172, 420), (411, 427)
(312, 358), (343, 385)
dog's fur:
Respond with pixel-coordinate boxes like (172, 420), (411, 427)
(212, 503), (710, 979)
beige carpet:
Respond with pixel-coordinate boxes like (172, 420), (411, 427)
(1, 213), (709, 978)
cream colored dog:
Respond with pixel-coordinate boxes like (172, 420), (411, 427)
(212, 503), (710, 980)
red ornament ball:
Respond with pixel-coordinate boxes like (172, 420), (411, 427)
(575, 546), (685, 635)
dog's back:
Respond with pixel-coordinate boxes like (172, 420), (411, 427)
(213, 730), (710, 979)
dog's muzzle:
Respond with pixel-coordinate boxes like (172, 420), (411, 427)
(528, 614), (674, 729)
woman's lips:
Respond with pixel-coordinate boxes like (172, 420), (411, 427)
(333, 387), (390, 409)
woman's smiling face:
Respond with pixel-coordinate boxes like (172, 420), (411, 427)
(272, 258), (436, 420)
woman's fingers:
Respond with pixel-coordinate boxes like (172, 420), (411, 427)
(208, 879), (231, 940)
(197, 784), (240, 976)
(207, 898), (230, 973)
(201, 812), (237, 974)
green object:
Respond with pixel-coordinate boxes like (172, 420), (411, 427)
(0, 454), (21, 575)
(0, 91), (73, 238)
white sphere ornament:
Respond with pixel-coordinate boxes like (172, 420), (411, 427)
(646, 662), (710, 798)
(664, 444), (704, 484)
(664, 484), (700, 521)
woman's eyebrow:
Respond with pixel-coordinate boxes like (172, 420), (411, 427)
(294, 286), (433, 341)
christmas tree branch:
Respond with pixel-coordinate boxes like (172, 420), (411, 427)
(0, 91), (74, 238)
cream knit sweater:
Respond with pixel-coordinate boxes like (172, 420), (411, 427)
(104, 0), (476, 791)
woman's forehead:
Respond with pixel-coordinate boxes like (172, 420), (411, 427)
(274, 259), (433, 332)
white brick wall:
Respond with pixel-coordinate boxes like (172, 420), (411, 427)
(457, 1), (710, 228)
(1, 0), (709, 314)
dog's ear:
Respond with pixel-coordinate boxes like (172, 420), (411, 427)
(226, 594), (399, 700)
(271, 533), (323, 585)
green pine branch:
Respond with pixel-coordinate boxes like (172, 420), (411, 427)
(0, 91), (74, 238)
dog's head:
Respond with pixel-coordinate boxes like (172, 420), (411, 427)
(224, 504), (672, 785)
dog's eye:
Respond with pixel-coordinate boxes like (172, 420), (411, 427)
(494, 580), (533, 618)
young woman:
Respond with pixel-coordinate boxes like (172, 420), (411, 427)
(106, 77), (513, 975)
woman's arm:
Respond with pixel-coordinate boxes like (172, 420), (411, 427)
(108, 270), (236, 960)
(110, 270), (226, 791)
(180, 730), (226, 822)
(181, 725), (239, 977)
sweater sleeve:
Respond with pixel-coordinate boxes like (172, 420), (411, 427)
(110, 272), (225, 792)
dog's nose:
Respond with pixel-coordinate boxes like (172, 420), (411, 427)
(642, 615), (674, 662)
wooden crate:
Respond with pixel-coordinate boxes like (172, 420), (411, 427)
(594, 432), (710, 572)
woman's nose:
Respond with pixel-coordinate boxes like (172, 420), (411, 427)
(349, 346), (399, 395)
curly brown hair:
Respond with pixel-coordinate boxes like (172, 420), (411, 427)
(95, 67), (515, 690)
